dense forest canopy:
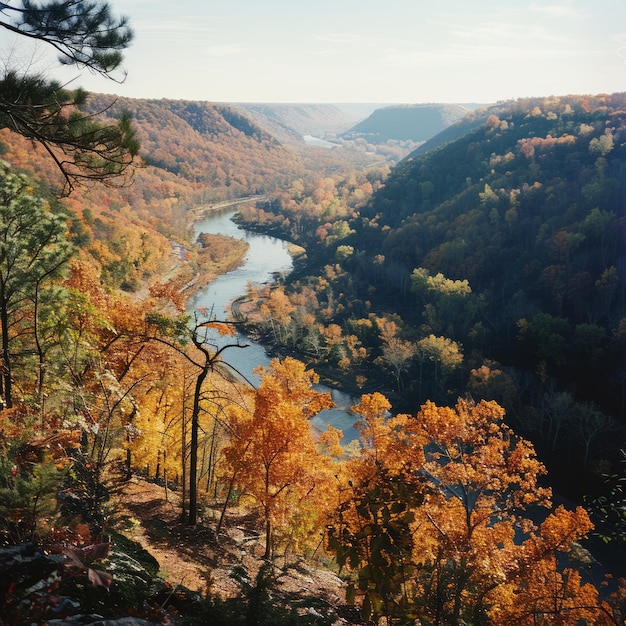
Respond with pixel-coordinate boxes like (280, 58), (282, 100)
(1, 81), (626, 624)
(361, 93), (625, 414)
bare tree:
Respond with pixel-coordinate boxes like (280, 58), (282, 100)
(144, 309), (249, 525)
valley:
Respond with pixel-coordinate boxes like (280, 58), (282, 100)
(3, 3), (626, 624)
(0, 89), (625, 625)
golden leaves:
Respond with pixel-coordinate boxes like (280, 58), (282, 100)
(329, 394), (604, 624)
(200, 321), (236, 337)
(222, 357), (338, 558)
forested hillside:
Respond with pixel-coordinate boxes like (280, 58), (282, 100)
(85, 95), (314, 199)
(363, 93), (625, 421)
(2, 88), (626, 625)
(235, 93), (626, 499)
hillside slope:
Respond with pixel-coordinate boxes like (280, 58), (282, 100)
(228, 103), (359, 144)
(342, 103), (470, 143)
(85, 95), (303, 198)
(349, 93), (626, 421)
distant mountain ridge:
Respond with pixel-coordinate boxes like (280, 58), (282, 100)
(341, 103), (475, 143)
(227, 103), (360, 144)
(226, 102), (482, 148)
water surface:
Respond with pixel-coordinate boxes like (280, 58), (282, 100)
(189, 210), (359, 440)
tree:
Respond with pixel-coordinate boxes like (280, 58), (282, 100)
(411, 267), (478, 339)
(222, 357), (335, 559)
(329, 395), (607, 624)
(0, 1), (138, 192)
(329, 392), (424, 622)
(0, 163), (74, 408)
(145, 309), (248, 526)
(259, 287), (295, 345)
(0, 1), (132, 76)
(377, 317), (417, 391)
(416, 333), (463, 393)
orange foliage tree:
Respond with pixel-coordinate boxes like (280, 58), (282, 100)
(222, 356), (336, 559)
(57, 261), (179, 473)
(328, 395), (610, 624)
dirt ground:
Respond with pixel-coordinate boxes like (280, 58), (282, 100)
(117, 476), (346, 609)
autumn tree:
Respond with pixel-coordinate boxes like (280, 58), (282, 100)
(0, 1), (138, 192)
(416, 333), (463, 395)
(222, 356), (335, 559)
(376, 316), (417, 391)
(54, 262), (246, 527)
(45, 264), (179, 530)
(329, 395), (607, 624)
(124, 350), (193, 496)
(42, 264), (190, 523)
(259, 286), (296, 345)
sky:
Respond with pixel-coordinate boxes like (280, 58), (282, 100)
(3, 0), (626, 104)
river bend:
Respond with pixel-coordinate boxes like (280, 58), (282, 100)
(189, 209), (358, 440)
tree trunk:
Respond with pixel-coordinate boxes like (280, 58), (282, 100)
(188, 367), (209, 525)
(180, 390), (187, 521)
(164, 449), (168, 502)
(0, 289), (12, 409)
(263, 515), (272, 560)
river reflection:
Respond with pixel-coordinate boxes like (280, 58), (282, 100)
(188, 209), (359, 441)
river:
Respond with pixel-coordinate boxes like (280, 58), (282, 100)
(188, 209), (359, 441)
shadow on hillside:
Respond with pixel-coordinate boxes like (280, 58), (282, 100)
(121, 489), (265, 572)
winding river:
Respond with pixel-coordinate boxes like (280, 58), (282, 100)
(188, 209), (359, 441)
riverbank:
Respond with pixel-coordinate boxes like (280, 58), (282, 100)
(233, 294), (383, 404)
(188, 195), (266, 221)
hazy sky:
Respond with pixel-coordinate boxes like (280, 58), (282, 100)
(4, 0), (626, 103)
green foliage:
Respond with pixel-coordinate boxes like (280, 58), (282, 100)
(586, 449), (626, 544)
(517, 313), (571, 366)
(0, 460), (63, 543)
(1, 1), (132, 76)
(0, 1), (138, 191)
(411, 267), (471, 297)
(325, 220), (354, 247)
(145, 312), (191, 343)
(0, 162), (74, 406)
(328, 468), (423, 623)
(59, 451), (115, 535)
